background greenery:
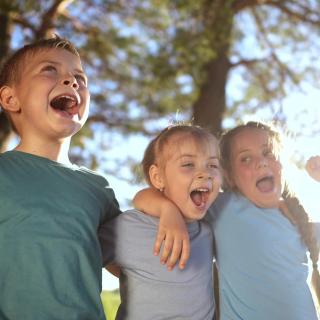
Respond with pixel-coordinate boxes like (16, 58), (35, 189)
(101, 290), (120, 320)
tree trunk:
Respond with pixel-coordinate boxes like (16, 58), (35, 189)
(192, 47), (230, 134)
(192, 1), (234, 134)
(0, 11), (12, 152)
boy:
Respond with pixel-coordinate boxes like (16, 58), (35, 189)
(0, 36), (121, 320)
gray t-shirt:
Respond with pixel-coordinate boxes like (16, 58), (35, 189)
(101, 209), (214, 320)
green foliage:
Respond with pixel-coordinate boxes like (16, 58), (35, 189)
(101, 290), (120, 320)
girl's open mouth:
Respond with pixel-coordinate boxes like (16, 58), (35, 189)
(190, 188), (210, 208)
(256, 176), (274, 193)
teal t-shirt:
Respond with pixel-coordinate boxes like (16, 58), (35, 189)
(0, 151), (121, 320)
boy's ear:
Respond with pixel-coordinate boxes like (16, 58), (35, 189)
(149, 164), (164, 191)
(0, 86), (20, 112)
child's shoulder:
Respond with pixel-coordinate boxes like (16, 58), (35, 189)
(76, 166), (111, 184)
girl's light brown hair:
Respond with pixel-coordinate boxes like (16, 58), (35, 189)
(141, 124), (218, 186)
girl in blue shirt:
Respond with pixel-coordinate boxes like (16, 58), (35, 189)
(208, 121), (320, 319)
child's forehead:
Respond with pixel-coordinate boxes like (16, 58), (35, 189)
(164, 133), (218, 156)
(231, 128), (276, 151)
(23, 48), (83, 69)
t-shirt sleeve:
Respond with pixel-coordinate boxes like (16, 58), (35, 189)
(98, 210), (137, 267)
(103, 185), (122, 221)
(98, 216), (118, 267)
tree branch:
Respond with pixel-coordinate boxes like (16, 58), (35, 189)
(11, 15), (37, 33)
(269, 1), (320, 26)
(232, 0), (320, 26)
(35, 0), (74, 39)
(230, 57), (265, 68)
(251, 6), (299, 86)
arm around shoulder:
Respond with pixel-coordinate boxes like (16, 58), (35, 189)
(133, 188), (190, 270)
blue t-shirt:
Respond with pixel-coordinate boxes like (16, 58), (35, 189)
(206, 192), (318, 320)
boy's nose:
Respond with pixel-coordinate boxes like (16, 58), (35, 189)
(62, 76), (79, 89)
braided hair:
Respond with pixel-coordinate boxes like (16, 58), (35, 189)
(282, 190), (320, 305)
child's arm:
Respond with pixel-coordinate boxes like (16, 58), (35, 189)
(133, 188), (190, 270)
(306, 156), (320, 182)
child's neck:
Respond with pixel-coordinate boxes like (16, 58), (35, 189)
(15, 139), (72, 165)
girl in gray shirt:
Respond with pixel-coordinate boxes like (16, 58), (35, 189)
(100, 124), (222, 320)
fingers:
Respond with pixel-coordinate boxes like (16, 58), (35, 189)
(153, 230), (190, 271)
(160, 235), (175, 269)
(153, 231), (174, 266)
(178, 237), (190, 270)
(166, 238), (183, 271)
(153, 228), (166, 257)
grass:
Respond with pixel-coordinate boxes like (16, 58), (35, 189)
(101, 289), (120, 320)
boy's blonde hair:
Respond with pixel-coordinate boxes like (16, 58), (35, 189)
(0, 35), (79, 132)
(0, 35), (79, 88)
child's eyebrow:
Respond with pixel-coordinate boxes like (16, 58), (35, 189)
(238, 143), (269, 154)
(39, 60), (86, 75)
(178, 154), (219, 160)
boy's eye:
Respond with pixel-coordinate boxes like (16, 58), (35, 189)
(41, 65), (57, 72)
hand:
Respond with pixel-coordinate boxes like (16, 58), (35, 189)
(155, 201), (190, 271)
(306, 156), (320, 182)
(133, 188), (191, 270)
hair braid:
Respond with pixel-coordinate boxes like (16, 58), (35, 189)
(283, 193), (320, 306)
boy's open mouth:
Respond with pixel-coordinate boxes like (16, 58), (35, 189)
(50, 95), (79, 115)
(190, 188), (210, 208)
(256, 176), (274, 193)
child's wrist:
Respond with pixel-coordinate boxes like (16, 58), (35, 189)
(159, 198), (181, 217)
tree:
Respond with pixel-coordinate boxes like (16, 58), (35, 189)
(124, 0), (320, 134)
(1, 0), (319, 165)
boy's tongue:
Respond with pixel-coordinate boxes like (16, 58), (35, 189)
(256, 177), (274, 192)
